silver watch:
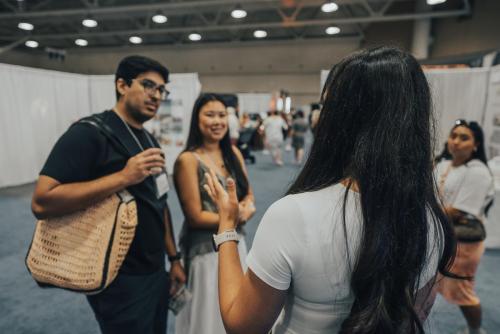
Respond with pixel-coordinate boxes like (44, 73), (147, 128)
(212, 229), (240, 252)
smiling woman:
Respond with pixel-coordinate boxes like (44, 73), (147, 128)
(173, 93), (255, 334)
(435, 120), (493, 334)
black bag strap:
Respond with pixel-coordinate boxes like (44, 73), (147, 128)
(78, 114), (132, 158)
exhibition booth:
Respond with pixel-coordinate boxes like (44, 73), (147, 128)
(322, 65), (500, 249)
(0, 63), (201, 186)
(1, 61), (499, 248)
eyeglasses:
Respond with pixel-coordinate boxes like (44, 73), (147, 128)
(130, 78), (170, 101)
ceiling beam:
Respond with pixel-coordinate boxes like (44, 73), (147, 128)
(0, 0), (18, 13)
(0, 0), (314, 19)
(68, 35), (362, 54)
(0, 36), (28, 54)
(0, 0), (407, 20)
(1, 7), (470, 41)
(31, 0), (56, 11)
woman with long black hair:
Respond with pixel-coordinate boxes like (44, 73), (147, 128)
(202, 47), (457, 334)
(173, 93), (255, 334)
(435, 120), (493, 334)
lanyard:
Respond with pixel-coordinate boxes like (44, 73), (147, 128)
(115, 112), (163, 195)
(115, 112), (155, 151)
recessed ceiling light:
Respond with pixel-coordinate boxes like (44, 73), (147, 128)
(82, 18), (98, 28)
(321, 2), (339, 13)
(129, 36), (143, 44)
(325, 26), (340, 35)
(75, 39), (88, 46)
(188, 33), (202, 41)
(152, 14), (168, 24)
(25, 40), (39, 48)
(427, 0), (446, 4)
(253, 30), (267, 38)
(18, 22), (34, 31)
(231, 8), (247, 19)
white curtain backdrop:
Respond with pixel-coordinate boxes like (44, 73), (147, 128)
(481, 65), (500, 159)
(425, 68), (490, 150)
(482, 65), (500, 249)
(320, 69), (330, 95)
(0, 63), (200, 187)
(88, 75), (116, 114)
(237, 93), (272, 116)
(0, 64), (90, 188)
(320, 68), (490, 152)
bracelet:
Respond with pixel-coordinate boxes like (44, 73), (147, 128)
(168, 253), (182, 262)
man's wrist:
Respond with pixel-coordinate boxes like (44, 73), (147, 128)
(168, 252), (182, 262)
(115, 170), (131, 188)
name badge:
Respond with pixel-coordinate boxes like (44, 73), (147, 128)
(155, 171), (170, 198)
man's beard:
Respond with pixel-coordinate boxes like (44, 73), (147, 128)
(125, 102), (155, 124)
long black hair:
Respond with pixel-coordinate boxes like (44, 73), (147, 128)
(435, 120), (488, 165)
(288, 47), (455, 333)
(185, 93), (249, 200)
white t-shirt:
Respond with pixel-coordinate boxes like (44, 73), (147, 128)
(435, 159), (494, 219)
(246, 183), (442, 334)
(263, 116), (287, 142)
(228, 113), (240, 140)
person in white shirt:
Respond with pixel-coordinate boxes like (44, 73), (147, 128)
(263, 111), (288, 166)
(203, 47), (457, 334)
(227, 106), (240, 146)
(435, 119), (493, 334)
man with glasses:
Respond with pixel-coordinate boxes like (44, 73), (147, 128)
(31, 55), (186, 333)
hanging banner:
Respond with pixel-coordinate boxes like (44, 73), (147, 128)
(483, 65), (500, 159)
(145, 73), (201, 173)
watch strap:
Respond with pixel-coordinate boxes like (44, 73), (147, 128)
(212, 229), (240, 251)
(168, 252), (182, 262)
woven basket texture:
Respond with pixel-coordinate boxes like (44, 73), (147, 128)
(26, 192), (137, 293)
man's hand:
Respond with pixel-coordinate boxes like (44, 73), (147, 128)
(169, 261), (187, 296)
(119, 148), (165, 186)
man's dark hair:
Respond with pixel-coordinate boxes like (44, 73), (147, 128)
(114, 55), (169, 100)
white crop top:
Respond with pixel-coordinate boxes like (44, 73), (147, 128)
(246, 183), (442, 334)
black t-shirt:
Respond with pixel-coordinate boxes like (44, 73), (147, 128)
(40, 110), (168, 275)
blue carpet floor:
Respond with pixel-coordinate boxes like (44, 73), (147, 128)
(1, 149), (499, 334)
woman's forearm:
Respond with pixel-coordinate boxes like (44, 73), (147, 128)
(218, 218), (244, 329)
(186, 210), (220, 229)
(218, 240), (244, 312)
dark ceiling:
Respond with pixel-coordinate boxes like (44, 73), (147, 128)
(0, 0), (470, 52)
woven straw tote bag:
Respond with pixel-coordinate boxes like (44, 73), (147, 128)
(26, 113), (139, 294)
(26, 190), (137, 294)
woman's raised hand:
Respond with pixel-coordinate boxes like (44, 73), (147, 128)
(203, 170), (239, 231)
